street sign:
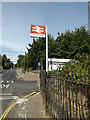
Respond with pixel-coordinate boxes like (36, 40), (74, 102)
(30, 25), (45, 38)
(30, 24), (48, 72)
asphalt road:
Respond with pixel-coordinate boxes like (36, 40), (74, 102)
(0, 69), (39, 118)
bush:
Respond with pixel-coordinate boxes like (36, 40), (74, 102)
(59, 54), (90, 83)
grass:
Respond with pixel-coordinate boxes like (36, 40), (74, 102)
(20, 67), (40, 73)
(29, 69), (40, 73)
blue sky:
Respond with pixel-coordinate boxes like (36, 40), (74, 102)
(1, 2), (88, 63)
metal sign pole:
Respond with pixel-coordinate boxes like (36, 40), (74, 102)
(88, 1), (90, 34)
(46, 26), (48, 72)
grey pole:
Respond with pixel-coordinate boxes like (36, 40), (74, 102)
(46, 26), (48, 72)
(88, 1), (90, 34)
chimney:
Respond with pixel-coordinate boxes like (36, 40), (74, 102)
(88, 1), (90, 34)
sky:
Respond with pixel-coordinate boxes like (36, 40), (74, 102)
(1, 1), (89, 63)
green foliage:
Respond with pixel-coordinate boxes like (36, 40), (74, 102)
(24, 35), (54, 70)
(59, 54), (90, 83)
(2, 54), (13, 69)
(17, 55), (25, 68)
(0, 54), (2, 67)
(55, 26), (89, 59)
(17, 26), (90, 74)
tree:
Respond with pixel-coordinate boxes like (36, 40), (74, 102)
(17, 55), (25, 68)
(2, 54), (13, 69)
(17, 26), (90, 70)
(25, 34), (54, 70)
(0, 54), (2, 67)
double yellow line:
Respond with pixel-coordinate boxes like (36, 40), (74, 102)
(16, 74), (20, 80)
(0, 92), (36, 120)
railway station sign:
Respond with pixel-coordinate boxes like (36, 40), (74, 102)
(30, 24), (48, 72)
(30, 25), (45, 38)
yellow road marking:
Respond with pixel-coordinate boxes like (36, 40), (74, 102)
(0, 91), (36, 120)
(16, 75), (20, 80)
(0, 103), (16, 120)
(23, 92), (36, 99)
(1, 103), (16, 120)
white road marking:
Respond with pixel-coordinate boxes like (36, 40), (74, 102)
(0, 96), (14, 100)
(0, 81), (3, 83)
(18, 113), (26, 119)
(0, 84), (10, 88)
(3, 84), (6, 87)
(0, 80), (14, 84)
(0, 95), (19, 100)
(24, 102), (26, 105)
(30, 92), (40, 97)
(24, 114), (27, 119)
(22, 115), (24, 118)
(13, 96), (19, 99)
(0, 84), (5, 88)
(22, 114), (27, 118)
(16, 98), (28, 104)
(18, 114), (21, 117)
(0, 93), (12, 96)
(22, 106), (25, 110)
(12, 81), (14, 83)
(6, 84), (9, 88)
(0, 80), (14, 89)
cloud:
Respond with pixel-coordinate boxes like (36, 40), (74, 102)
(6, 53), (18, 63)
(1, 45), (24, 63)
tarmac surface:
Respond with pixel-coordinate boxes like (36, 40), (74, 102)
(0, 69), (50, 119)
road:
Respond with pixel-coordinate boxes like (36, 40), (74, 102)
(0, 69), (39, 118)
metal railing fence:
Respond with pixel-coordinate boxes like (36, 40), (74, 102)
(40, 71), (90, 119)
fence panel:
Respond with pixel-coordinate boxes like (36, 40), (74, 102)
(40, 71), (90, 119)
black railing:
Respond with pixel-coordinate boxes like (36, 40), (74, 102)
(40, 71), (90, 119)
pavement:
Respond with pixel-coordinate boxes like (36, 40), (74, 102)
(17, 68), (40, 90)
(16, 68), (50, 118)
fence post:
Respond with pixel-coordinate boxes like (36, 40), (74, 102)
(40, 59), (43, 71)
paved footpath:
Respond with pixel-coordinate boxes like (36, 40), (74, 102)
(16, 68), (50, 118)
(17, 68), (40, 90)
